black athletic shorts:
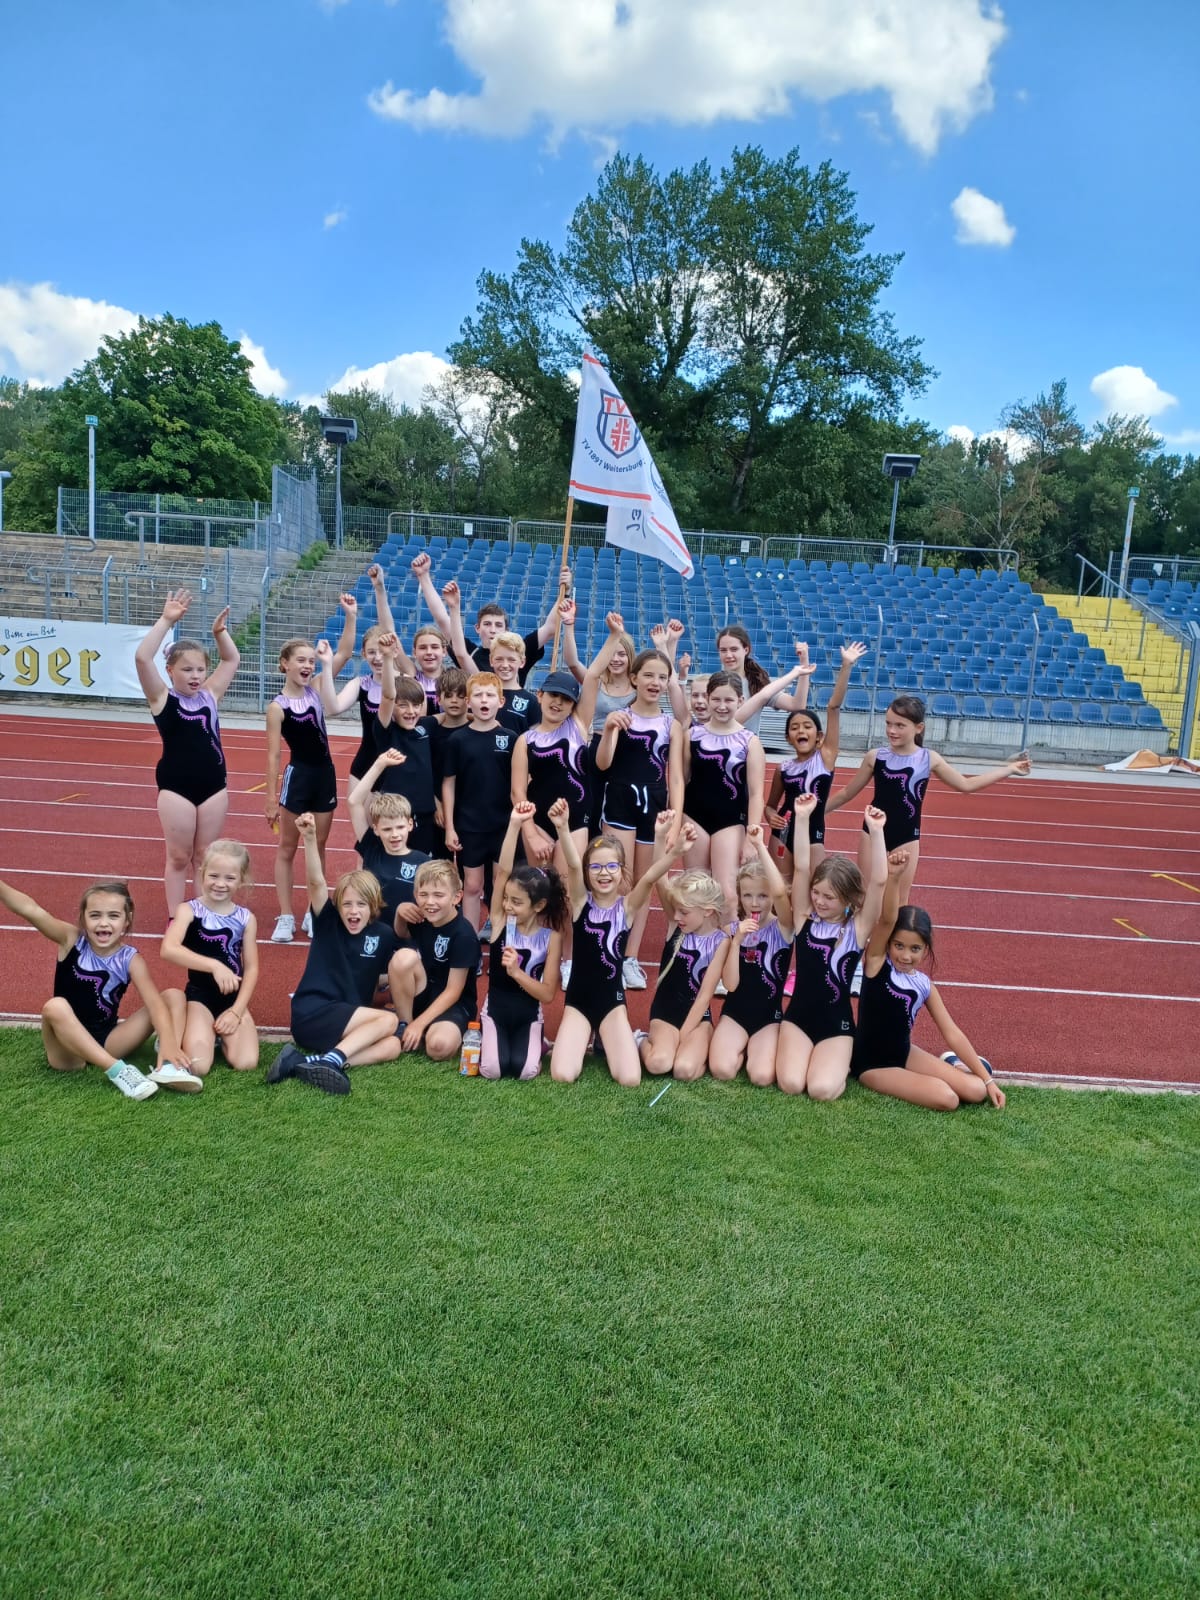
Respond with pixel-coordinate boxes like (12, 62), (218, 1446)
(280, 761), (338, 816)
(290, 998), (357, 1054)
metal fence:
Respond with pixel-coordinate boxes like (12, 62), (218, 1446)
(1110, 551), (1200, 589)
(56, 467), (323, 556)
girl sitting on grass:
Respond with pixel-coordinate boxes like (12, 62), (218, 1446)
(480, 803), (569, 1080)
(708, 821), (798, 1088)
(850, 849), (1005, 1111)
(637, 834), (731, 1083)
(0, 875), (195, 1099)
(161, 838), (260, 1077)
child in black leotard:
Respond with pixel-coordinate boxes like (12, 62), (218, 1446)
(775, 801), (888, 1101)
(319, 565), (397, 799)
(547, 799), (681, 1088)
(161, 838), (260, 1075)
(683, 670), (766, 924)
(480, 803), (569, 1080)
(265, 636), (343, 944)
(826, 693), (1031, 907)
(0, 875), (192, 1098)
(639, 834), (731, 1082)
(765, 641), (867, 881)
(135, 588), (240, 916)
(593, 622), (686, 991)
(851, 849), (1005, 1111)
(709, 824), (795, 1088)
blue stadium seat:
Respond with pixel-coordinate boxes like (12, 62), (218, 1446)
(991, 696), (1017, 719)
(844, 688), (871, 712)
(1117, 680), (1144, 703)
(1090, 681), (1116, 703)
(1048, 699), (1075, 723)
(1106, 704), (1136, 728)
(979, 673), (1004, 696)
(949, 671), (976, 694)
(1135, 704), (1164, 729)
(962, 694), (989, 718)
(929, 692), (960, 716)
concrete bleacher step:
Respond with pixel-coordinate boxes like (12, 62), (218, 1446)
(1047, 593), (1193, 752)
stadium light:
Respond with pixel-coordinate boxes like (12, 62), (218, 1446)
(0, 470), (11, 532)
(85, 415), (99, 540)
(882, 453), (921, 558)
(320, 414), (358, 548)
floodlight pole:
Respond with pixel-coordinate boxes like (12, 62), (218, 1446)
(85, 414), (99, 540)
(886, 476), (901, 556)
(1117, 487), (1140, 594)
(0, 470), (11, 532)
(335, 444), (344, 548)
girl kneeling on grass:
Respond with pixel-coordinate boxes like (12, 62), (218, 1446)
(548, 799), (683, 1089)
(480, 803), (569, 1080)
(850, 849), (1005, 1111)
(161, 838), (260, 1076)
(267, 814), (401, 1096)
(638, 824), (731, 1082)
(0, 875), (195, 1099)
(708, 821), (798, 1088)
(775, 804), (888, 1101)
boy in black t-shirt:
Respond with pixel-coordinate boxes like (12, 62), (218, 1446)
(376, 648), (437, 852)
(443, 672), (516, 931)
(347, 757), (431, 932)
(390, 859), (480, 1061)
(428, 664), (470, 859)
(268, 812), (402, 1094)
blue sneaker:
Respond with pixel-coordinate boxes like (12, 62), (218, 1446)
(941, 1051), (992, 1075)
(266, 1044), (304, 1084)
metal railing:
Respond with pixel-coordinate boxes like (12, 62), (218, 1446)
(55, 467), (322, 555)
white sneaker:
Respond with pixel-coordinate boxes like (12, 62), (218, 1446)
(633, 1028), (649, 1048)
(713, 979), (727, 996)
(622, 957), (647, 990)
(301, 909), (314, 938)
(149, 1062), (204, 1093)
(106, 1061), (157, 1100)
(559, 959), (572, 988)
(271, 914), (296, 943)
(850, 966), (863, 996)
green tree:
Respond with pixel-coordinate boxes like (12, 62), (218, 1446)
(320, 387), (468, 513)
(451, 147), (932, 528)
(10, 315), (287, 527)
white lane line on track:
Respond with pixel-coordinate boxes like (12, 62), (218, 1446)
(932, 924), (1195, 945)
(818, 829), (1200, 859)
(938, 980), (1200, 1003)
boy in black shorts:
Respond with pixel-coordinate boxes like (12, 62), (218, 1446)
(442, 672), (515, 931)
(347, 754), (431, 932)
(389, 859), (480, 1062)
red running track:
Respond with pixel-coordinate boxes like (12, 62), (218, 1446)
(2, 710), (1199, 1085)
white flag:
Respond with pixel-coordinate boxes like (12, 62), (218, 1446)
(568, 352), (694, 578)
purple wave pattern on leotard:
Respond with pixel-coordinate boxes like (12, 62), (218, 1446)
(528, 724), (589, 807)
(360, 674), (382, 709)
(741, 919), (792, 998)
(882, 963), (931, 1029)
(583, 896), (627, 981)
(509, 924), (552, 983)
(174, 689), (224, 763)
(188, 901), (247, 979)
(70, 937), (135, 1022)
(692, 728), (749, 802)
(623, 716), (672, 785)
(874, 748), (930, 825)
(803, 917), (861, 1002)
(780, 751), (832, 806)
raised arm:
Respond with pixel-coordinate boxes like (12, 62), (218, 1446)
(736, 660), (812, 724)
(560, 602), (586, 683)
(314, 638), (340, 718)
(864, 848), (910, 968)
(549, 797), (586, 916)
(368, 563), (396, 637)
(348, 749), (405, 840)
(822, 641), (867, 764)
(134, 589), (192, 712)
(537, 569), (572, 648)
(438, 580), (476, 673)
(205, 607), (240, 701)
(789, 793), (818, 925)
(854, 806), (889, 945)
(929, 749), (1032, 793)
(297, 812), (330, 914)
(628, 811), (691, 916)
(377, 635), (399, 728)
(746, 825), (792, 937)
(0, 875), (76, 953)
(491, 802), (536, 927)
(668, 650), (690, 723)
(330, 593), (358, 675)
(578, 607), (624, 730)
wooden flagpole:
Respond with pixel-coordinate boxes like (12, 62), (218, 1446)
(549, 493), (576, 670)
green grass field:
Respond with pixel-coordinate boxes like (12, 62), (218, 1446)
(2, 1031), (1198, 1599)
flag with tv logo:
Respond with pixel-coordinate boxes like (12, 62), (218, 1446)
(568, 352), (694, 579)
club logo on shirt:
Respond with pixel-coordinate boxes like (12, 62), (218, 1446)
(363, 935), (380, 955)
(400, 862), (416, 880)
(495, 733), (510, 752)
(434, 934), (450, 960)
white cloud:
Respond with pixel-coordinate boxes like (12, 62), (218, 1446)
(306, 350), (454, 411)
(944, 424), (1031, 461)
(323, 207), (349, 230)
(1162, 428), (1200, 448)
(946, 424), (975, 447)
(1090, 365), (1178, 419)
(951, 186), (1016, 247)
(0, 281), (139, 385)
(238, 334), (289, 399)
(368, 0), (1005, 155)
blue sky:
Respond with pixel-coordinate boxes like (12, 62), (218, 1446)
(3, 0), (1197, 452)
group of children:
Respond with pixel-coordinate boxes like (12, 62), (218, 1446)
(5, 555), (1031, 1108)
